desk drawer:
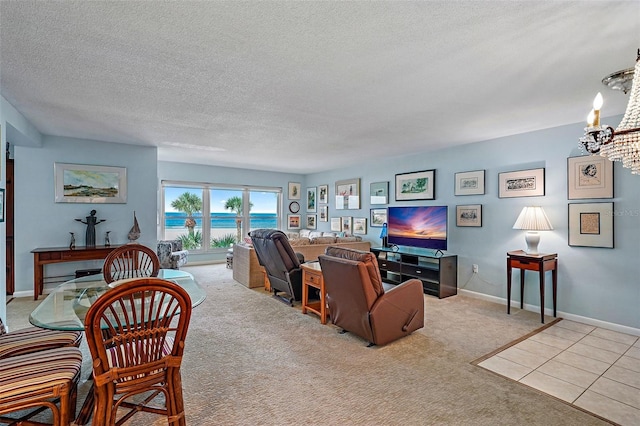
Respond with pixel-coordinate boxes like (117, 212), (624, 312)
(304, 271), (323, 287)
(39, 252), (62, 261)
(510, 259), (540, 271)
(378, 261), (401, 273)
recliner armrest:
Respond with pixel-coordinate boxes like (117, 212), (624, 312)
(369, 279), (425, 346)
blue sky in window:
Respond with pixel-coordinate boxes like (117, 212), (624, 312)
(164, 187), (277, 213)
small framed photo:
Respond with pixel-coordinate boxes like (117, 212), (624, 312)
(370, 181), (389, 204)
(288, 182), (301, 200)
(0, 188), (5, 222)
(498, 168), (545, 198)
(335, 178), (360, 210)
(353, 217), (367, 235)
(455, 170), (485, 196)
(395, 170), (435, 201)
(341, 216), (352, 234)
(370, 208), (387, 228)
(567, 156), (614, 199)
(307, 187), (317, 212)
(456, 204), (482, 227)
(330, 217), (342, 232)
(568, 202), (614, 248)
(319, 205), (328, 222)
(318, 185), (329, 204)
(287, 214), (301, 230)
(54, 163), (127, 203)
(306, 214), (317, 230)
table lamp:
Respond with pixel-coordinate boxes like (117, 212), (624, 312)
(512, 206), (553, 254)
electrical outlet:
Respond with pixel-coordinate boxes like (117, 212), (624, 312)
(472, 264), (479, 274)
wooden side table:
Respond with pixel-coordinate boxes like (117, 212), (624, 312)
(507, 250), (558, 324)
(301, 262), (328, 324)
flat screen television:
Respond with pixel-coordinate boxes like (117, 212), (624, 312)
(387, 206), (448, 251)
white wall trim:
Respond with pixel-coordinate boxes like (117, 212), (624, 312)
(459, 288), (640, 337)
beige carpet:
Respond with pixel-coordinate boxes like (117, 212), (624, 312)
(6, 263), (611, 425)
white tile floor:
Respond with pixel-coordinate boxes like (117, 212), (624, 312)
(478, 320), (640, 426)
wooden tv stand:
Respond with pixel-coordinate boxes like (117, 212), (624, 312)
(371, 247), (458, 298)
(31, 245), (122, 300)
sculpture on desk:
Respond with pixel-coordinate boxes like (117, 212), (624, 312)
(75, 209), (106, 247)
(105, 231), (111, 247)
(69, 232), (76, 249)
(127, 211), (140, 243)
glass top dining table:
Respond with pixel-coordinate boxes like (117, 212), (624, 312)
(29, 269), (206, 331)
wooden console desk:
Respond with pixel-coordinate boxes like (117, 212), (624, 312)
(507, 250), (558, 324)
(31, 245), (121, 300)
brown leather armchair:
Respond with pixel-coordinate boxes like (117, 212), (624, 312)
(318, 246), (424, 346)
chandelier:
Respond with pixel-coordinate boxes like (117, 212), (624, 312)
(579, 49), (640, 175)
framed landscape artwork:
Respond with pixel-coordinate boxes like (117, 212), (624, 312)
(319, 205), (328, 222)
(568, 202), (614, 248)
(498, 168), (545, 198)
(318, 185), (329, 204)
(288, 182), (301, 200)
(395, 170), (435, 201)
(330, 217), (342, 232)
(341, 216), (352, 234)
(567, 156), (613, 199)
(307, 187), (317, 212)
(335, 178), (360, 210)
(353, 218), (367, 235)
(370, 181), (389, 204)
(288, 214), (301, 229)
(370, 208), (387, 227)
(456, 204), (482, 227)
(455, 170), (485, 196)
(54, 163), (127, 203)
(306, 214), (317, 230)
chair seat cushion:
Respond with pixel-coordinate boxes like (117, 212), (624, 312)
(0, 327), (82, 359)
(0, 346), (83, 399)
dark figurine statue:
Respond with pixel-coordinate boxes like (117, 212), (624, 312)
(75, 209), (106, 247)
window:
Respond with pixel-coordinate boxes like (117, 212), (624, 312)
(162, 182), (281, 251)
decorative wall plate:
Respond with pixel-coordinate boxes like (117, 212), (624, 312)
(289, 201), (300, 214)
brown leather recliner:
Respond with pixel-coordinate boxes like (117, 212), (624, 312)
(318, 246), (424, 346)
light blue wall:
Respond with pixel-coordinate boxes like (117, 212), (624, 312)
(305, 117), (640, 331)
(158, 160), (304, 263)
(13, 136), (158, 295)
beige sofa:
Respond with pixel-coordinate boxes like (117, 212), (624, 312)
(232, 236), (371, 289)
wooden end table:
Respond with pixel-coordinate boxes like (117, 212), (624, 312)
(507, 250), (558, 324)
(301, 262), (328, 324)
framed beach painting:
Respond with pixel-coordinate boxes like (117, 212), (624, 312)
(54, 163), (127, 203)
(567, 156), (613, 199)
(287, 214), (301, 230)
(455, 170), (485, 196)
(395, 170), (435, 201)
(498, 168), (545, 198)
(335, 178), (360, 210)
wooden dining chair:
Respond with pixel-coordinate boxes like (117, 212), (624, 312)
(102, 244), (160, 284)
(84, 277), (192, 426)
(0, 317), (82, 359)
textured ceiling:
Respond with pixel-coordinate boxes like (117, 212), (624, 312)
(1, 1), (639, 174)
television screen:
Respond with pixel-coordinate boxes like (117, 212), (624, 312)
(387, 206), (448, 251)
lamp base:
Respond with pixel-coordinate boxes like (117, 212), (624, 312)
(524, 231), (540, 254)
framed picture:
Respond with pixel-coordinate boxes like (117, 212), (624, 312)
(370, 181), (389, 204)
(307, 187), (317, 212)
(456, 204), (482, 227)
(395, 170), (435, 201)
(319, 205), (329, 222)
(455, 170), (485, 196)
(54, 163), (127, 203)
(306, 214), (317, 230)
(353, 217), (367, 235)
(318, 184), (329, 204)
(288, 182), (301, 200)
(335, 178), (360, 210)
(287, 214), (301, 230)
(0, 188), (4, 223)
(568, 202), (614, 248)
(370, 208), (387, 227)
(330, 217), (342, 232)
(498, 168), (545, 198)
(341, 216), (353, 234)
(567, 156), (614, 199)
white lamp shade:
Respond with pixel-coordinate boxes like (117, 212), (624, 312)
(512, 206), (553, 231)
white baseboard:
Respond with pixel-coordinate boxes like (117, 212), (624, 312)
(459, 288), (640, 337)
